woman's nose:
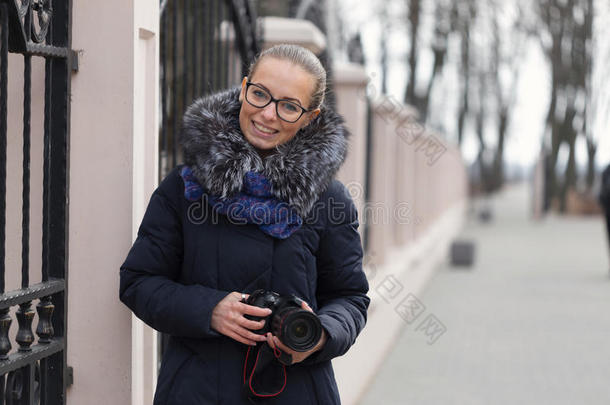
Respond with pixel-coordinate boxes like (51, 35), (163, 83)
(261, 102), (277, 121)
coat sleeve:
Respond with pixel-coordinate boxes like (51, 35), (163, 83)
(119, 169), (230, 338)
(303, 181), (370, 364)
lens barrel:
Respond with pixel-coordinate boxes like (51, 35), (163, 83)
(272, 307), (322, 352)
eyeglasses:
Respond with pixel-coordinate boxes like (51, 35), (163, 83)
(244, 81), (311, 123)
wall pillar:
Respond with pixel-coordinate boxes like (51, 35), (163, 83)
(68, 1), (159, 404)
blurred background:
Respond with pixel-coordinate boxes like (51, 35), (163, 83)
(334, 0), (609, 212)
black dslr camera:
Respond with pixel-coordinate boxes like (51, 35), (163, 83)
(243, 289), (322, 352)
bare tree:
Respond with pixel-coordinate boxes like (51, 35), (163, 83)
(403, 0), (422, 106)
(419, 0), (451, 121)
(488, 0), (526, 190)
(584, 0), (596, 191)
(455, 0), (476, 146)
(537, 0), (593, 211)
(379, 6), (390, 94)
(459, 0), (527, 193)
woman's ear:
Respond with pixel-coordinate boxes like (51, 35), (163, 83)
(239, 77), (248, 102)
(306, 108), (321, 126)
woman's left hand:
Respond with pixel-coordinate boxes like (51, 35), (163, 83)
(265, 300), (327, 364)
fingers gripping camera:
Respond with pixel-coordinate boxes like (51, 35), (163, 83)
(242, 289), (323, 352)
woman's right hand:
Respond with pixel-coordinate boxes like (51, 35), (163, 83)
(210, 292), (272, 346)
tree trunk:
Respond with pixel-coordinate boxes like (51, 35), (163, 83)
(420, 0), (449, 122)
(404, 0), (421, 106)
(456, 19), (471, 145)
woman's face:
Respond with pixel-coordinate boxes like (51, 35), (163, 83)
(239, 57), (320, 155)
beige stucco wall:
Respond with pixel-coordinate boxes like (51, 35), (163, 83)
(364, 93), (468, 265)
(67, 0), (159, 404)
(67, 1), (134, 403)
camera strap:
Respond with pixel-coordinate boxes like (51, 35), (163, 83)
(242, 343), (288, 400)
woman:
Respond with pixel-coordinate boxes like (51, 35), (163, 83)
(119, 44), (369, 404)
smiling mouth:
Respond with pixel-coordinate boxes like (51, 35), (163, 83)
(252, 120), (278, 135)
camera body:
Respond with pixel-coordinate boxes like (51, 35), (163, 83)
(244, 289), (322, 352)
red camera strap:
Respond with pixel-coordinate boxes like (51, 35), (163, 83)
(242, 344), (287, 398)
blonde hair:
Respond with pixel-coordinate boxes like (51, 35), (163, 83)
(247, 44), (327, 110)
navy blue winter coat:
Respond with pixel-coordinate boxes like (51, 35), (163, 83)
(119, 88), (370, 404)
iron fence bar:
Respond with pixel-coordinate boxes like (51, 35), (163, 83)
(221, 0), (227, 88)
(47, 64), (69, 337)
(199, 0), (212, 95)
(43, 350), (64, 404)
(222, 4), (229, 88)
(47, 0), (72, 400)
(229, 11), (235, 86)
(213, 0), (220, 90)
(22, 54), (31, 289)
(0, 3), (7, 296)
(245, 0), (259, 69)
(214, 0), (219, 89)
(22, 363), (33, 405)
(191, 0), (196, 101)
(182, 0), (187, 110)
(28, 362), (37, 405)
(198, 0), (203, 95)
(171, 0), (177, 171)
(178, 0), (186, 167)
(39, 356), (48, 405)
(204, 1), (212, 93)
(192, 0), (198, 99)
(41, 57), (51, 285)
(227, 0), (248, 78)
(160, 7), (167, 181)
(223, 5), (229, 86)
(198, 0), (204, 95)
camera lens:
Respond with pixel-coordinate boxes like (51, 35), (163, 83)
(291, 321), (308, 338)
(272, 308), (322, 352)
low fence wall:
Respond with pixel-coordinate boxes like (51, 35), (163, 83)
(333, 62), (468, 405)
(334, 62), (468, 262)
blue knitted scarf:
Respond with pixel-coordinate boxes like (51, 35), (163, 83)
(180, 166), (302, 239)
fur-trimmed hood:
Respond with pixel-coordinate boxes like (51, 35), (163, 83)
(180, 87), (350, 217)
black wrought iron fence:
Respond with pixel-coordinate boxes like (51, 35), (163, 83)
(0, 0), (73, 403)
(159, 0), (260, 180)
(158, 0), (260, 360)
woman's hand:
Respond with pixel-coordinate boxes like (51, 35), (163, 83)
(265, 301), (327, 364)
(210, 292), (272, 346)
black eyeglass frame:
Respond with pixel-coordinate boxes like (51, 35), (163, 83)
(244, 81), (312, 123)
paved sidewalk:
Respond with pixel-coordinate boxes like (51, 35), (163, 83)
(359, 183), (610, 405)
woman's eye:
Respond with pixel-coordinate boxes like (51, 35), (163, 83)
(253, 89), (267, 98)
(282, 102), (299, 113)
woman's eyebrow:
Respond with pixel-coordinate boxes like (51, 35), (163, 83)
(254, 82), (303, 105)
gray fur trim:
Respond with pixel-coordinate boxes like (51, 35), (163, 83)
(180, 87), (350, 216)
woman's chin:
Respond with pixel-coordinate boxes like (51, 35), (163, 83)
(244, 135), (275, 157)
(245, 131), (276, 151)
